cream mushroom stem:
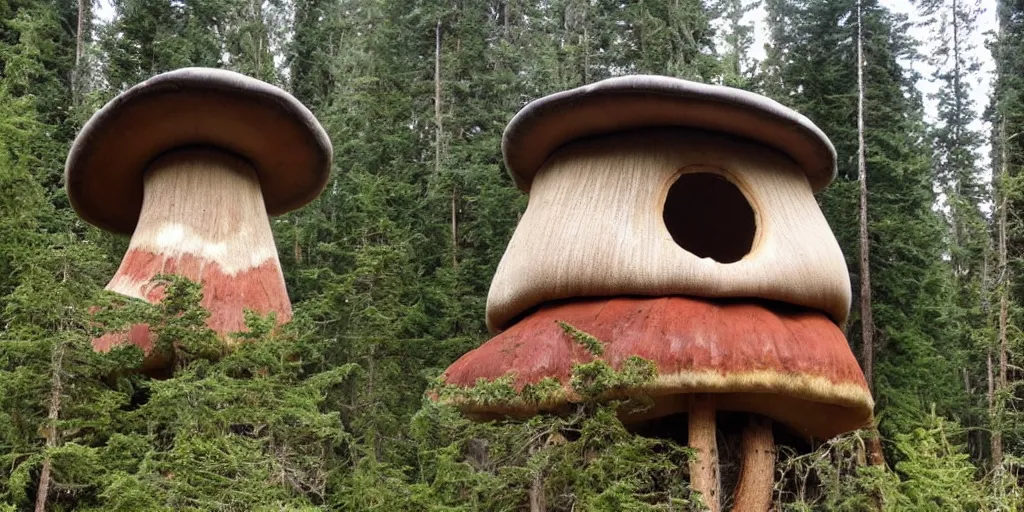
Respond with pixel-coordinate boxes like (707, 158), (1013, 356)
(103, 147), (292, 338)
(732, 415), (776, 511)
(689, 394), (720, 512)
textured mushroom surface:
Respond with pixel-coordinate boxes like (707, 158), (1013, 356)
(487, 129), (851, 331)
(90, 149), (293, 365)
(67, 68), (328, 370)
(502, 74), (836, 193)
(104, 150), (291, 331)
(65, 67), (332, 234)
(443, 296), (872, 440)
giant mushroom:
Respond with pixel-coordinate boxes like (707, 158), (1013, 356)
(66, 67), (331, 369)
(439, 76), (874, 510)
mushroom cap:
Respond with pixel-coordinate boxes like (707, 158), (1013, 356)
(441, 296), (873, 440)
(502, 75), (837, 193)
(65, 67), (333, 234)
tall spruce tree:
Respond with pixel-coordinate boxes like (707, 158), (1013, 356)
(916, 1), (989, 455)
(7, 0), (1024, 508)
(988, 0), (1024, 469)
(713, 0), (759, 87)
(762, 0), (968, 448)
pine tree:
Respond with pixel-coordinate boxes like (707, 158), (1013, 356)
(6, 0), (1024, 507)
(988, 0), (1024, 470)
(713, 0), (759, 87)
(762, 0), (968, 449)
(917, 1), (989, 452)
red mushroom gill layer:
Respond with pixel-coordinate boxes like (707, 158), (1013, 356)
(441, 296), (873, 439)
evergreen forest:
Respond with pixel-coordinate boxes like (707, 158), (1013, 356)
(2, 0), (1024, 509)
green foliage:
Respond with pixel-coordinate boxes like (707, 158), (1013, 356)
(891, 410), (983, 511)
(761, 0), (977, 454)
(433, 324), (657, 419)
(411, 353), (694, 511)
(3, 271), (355, 510)
(3, 0), (1024, 508)
(559, 320), (605, 356)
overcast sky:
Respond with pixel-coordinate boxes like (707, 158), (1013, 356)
(97, 0), (996, 122)
(97, 0), (997, 165)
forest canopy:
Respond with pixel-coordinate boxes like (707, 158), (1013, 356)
(1, 0), (1024, 510)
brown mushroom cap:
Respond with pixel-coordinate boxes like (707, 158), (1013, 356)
(502, 75), (837, 193)
(441, 296), (873, 440)
(65, 67), (332, 234)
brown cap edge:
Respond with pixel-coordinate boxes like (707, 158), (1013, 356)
(502, 75), (837, 193)
(65, 67), (333, 234)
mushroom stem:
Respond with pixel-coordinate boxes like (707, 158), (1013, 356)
(732, 415), (775, 511)
(102, 148), (291, 338)
(689, 394), (720, 512)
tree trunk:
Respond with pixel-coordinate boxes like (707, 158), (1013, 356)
(987, 348), (994, 412)
(993, 118), (1012, 469)
(529, 472), (545, 512)
(856, 0), (886, 477)
(34, 341), (66, 512)
(732, 416), (775, 511)
(73, 0), (85, 103)
(451, 186), (458, 267)
(856, 0), (873, 395)
(434, 20), (443, 176)
(434, 20), (458, 267)
(689, 395), (719, 512)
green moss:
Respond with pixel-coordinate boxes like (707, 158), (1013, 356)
(558, 321), (605, 356)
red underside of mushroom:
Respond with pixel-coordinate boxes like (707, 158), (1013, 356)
(91, 249), (292, 368)
(441, 296), (873, 440)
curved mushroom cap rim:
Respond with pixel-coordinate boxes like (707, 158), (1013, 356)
(65, 67), (333, 234)
(439, 295), (873, 440)
(502, 75), (837, 193)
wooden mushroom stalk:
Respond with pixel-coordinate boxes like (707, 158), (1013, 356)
(439, 76), (874, 510)
(65, 68), (331, 369)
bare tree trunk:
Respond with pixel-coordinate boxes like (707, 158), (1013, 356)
(993, 118), (1012, 469)
(433, 20), (458, 267)
(856, 0), (873, 395)
(689, 395), (720, 512)
(988, 348), (995, 411)
(34, 341), (66, 512)
(856, 0), (886, 477)
(75, 0), (85, 67)
(582, 26), (590, 83)
(434, 20), (443, 176)
(72, 0), (86, 103)
(732, 416), (775, 511)
(529, 473), (546, 512)
(981, 178), (998, 466)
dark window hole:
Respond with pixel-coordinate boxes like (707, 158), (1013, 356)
(662, 172), (756, 264)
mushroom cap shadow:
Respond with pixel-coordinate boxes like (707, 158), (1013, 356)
(65, 67), (333, 235)
(502, 74), (837, 193)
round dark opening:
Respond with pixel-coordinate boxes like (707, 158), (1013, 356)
(662, 172), (756, 263)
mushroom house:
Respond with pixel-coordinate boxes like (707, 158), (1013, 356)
(439, 76), (874, 510)
(66, 68), (332, 371)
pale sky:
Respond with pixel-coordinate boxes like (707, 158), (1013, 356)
(97, 0), (997, 173)
(98, 0), (996, 123)
(96, 0), (112, 21)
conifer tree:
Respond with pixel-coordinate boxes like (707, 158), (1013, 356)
(713, 0), (759, 87)
(761, 0), (967, 447)
(7, 0), (1024, 507)
(988, 0), (1024, 469)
